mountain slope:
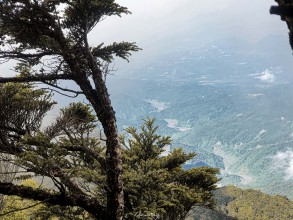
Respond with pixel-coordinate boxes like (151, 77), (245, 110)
(214, 186), (293, 220)
(108, 36), (293, 199)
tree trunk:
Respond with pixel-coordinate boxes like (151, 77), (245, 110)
(63, 51), (124, 219)
(76, 75), (123, 220)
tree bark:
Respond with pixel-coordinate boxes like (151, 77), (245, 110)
(58, 43), (124, 219)
(73, 71), (124, 220)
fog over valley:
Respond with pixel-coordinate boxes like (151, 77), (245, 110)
(103, 0), (293, 199)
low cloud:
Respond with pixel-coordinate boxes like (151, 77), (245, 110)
(145, 99), (168, 112)
(164, 119), (192, 132)
(271, 150), (293, 180)
(255, 69), (276, 83)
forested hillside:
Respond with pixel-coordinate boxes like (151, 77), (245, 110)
(214, 186), (293, 220)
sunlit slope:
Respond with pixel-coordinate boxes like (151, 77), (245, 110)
(214, 186), (293, 220)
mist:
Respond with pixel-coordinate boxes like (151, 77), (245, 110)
(88, 0), (289, 68)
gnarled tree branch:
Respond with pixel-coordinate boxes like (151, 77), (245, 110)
(0, 182), (106, 219)
(0, 51), (57, 59)
(0, 74), (72, 83)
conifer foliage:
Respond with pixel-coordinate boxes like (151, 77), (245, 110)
(0, 1), (140, 219)
(122, 118), (219, 219)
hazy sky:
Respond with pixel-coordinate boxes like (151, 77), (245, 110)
(88, 0), (289, 67)
(0, 0), (289, 75)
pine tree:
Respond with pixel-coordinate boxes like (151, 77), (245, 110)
(122, 118), (219, 220)
(0, 1), (140, 219)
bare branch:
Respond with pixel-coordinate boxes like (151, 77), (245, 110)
(0, 51), (57, 60)
(0, 75), (72, 84)
(61, 145), (106, 169)
(39, 87), (80, 98)
(41, 81), (82, 97)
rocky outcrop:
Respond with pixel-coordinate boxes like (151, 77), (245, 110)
(271, 0), (293, 49)
(185, 206), (236, 220)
